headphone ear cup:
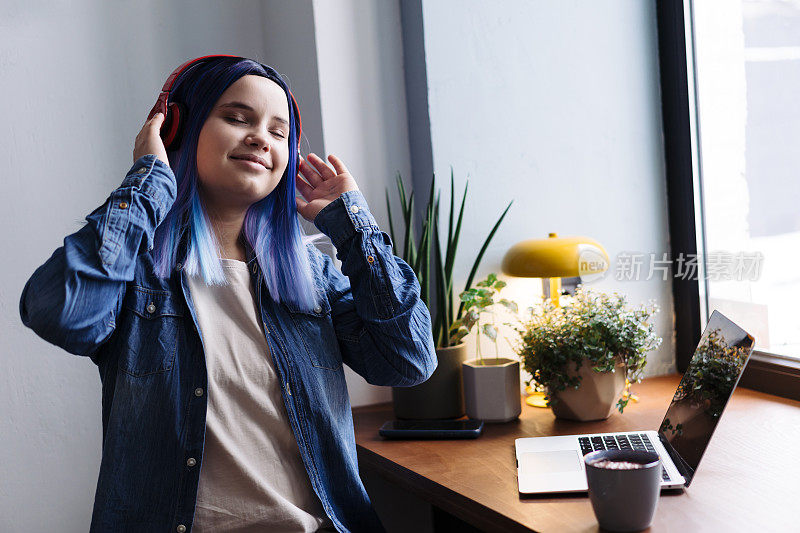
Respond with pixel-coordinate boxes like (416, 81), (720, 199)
(161, 101), (187, 151)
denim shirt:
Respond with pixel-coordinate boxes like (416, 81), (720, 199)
(19, 154), (438, 533)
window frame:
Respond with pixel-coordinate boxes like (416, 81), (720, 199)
(656, 0), (800, 401)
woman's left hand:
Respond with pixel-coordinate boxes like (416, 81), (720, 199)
(295, 153), (360, 222)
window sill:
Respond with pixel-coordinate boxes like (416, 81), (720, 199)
(738, 350), (800, 402)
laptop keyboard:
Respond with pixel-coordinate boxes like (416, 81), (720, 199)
(579, 433), (671, 482)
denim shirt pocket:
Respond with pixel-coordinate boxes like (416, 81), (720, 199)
(282, 295), (343, 371)
(117, 285), (184, 377)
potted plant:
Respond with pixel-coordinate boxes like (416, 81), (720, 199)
(386, 169), (513, 419)
(513, 287), (662, 421)
(455, 273), (522, 422)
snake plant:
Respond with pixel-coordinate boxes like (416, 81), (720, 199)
(385, 168), (512, 349)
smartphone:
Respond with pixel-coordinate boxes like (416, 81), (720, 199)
(378, 419), (484, 439)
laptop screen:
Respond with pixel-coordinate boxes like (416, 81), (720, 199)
(657, 310), (755, 485)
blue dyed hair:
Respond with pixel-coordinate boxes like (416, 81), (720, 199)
(151, 56), (322, 313)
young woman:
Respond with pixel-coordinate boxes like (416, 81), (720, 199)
(19, 55), (437, 533)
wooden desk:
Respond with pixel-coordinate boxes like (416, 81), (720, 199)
(352, 375), (800, 532)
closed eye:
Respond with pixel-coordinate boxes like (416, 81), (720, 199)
(225, 115), (286, 139)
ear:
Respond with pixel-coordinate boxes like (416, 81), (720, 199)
(162, 101), (188, 151)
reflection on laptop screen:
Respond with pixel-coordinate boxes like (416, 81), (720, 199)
(658, 311), (755, 484)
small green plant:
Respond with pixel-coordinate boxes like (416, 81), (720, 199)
(513, 287), (662, 413)
(449, 273), (519, 365)
(385, 170), (513, 349)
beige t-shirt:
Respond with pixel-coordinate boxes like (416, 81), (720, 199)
(187, 258), (335, 532)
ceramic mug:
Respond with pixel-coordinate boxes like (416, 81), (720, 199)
(584, 449), (662, 532)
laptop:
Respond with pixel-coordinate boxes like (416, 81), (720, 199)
(515, 310), (755, 494)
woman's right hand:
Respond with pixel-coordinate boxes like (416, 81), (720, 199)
(133, 112), (170, 166)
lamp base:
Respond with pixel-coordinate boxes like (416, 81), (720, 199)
(524, 386), (549, 408)
(622, 378), (640, 403)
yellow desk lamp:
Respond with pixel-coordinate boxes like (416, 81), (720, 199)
(501, 232), (610, 407)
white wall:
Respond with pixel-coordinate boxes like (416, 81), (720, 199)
(0, 2), (317, 531)
(2, 0), (412, 530)
(260, 0), (413, 406)
(261, 1), (326, 164)
(419, 0), (676, 378)
(362, 2), (675, 530)
(1, 1), (674, 531)
(310, 0), (414, 406)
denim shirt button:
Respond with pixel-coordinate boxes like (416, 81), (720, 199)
(314, 306), (322, 314)
(194, 387), (204, 397)
(146, 303), (156, 314)
(367, 256), (375, 263)
(176, 525), (186, 532)
(349, 205), (359, 213)
(175, 262), (182, 271)
(136, 167), (147, 174)
(186, 457), (196, 467)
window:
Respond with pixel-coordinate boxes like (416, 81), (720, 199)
(658, 0), (800, 400)
(693, 0), (800, 360)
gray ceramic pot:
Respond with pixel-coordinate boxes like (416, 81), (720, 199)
(391, 343), (467, 419)
(462, 358), (522, 422)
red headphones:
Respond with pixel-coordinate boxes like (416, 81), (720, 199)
(147, 54), (303, 152)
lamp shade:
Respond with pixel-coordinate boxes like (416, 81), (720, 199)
(501, 232), (609, 278)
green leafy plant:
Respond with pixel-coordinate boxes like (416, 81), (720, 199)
(450, 273), (519, 365)
(385, 169), (513, 349)
(513, 287), (662, 413)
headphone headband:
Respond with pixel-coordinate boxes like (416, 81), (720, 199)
(148, 55), (302, 151)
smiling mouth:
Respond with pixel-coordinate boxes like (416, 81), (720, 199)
(230, 156), (270, 170)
